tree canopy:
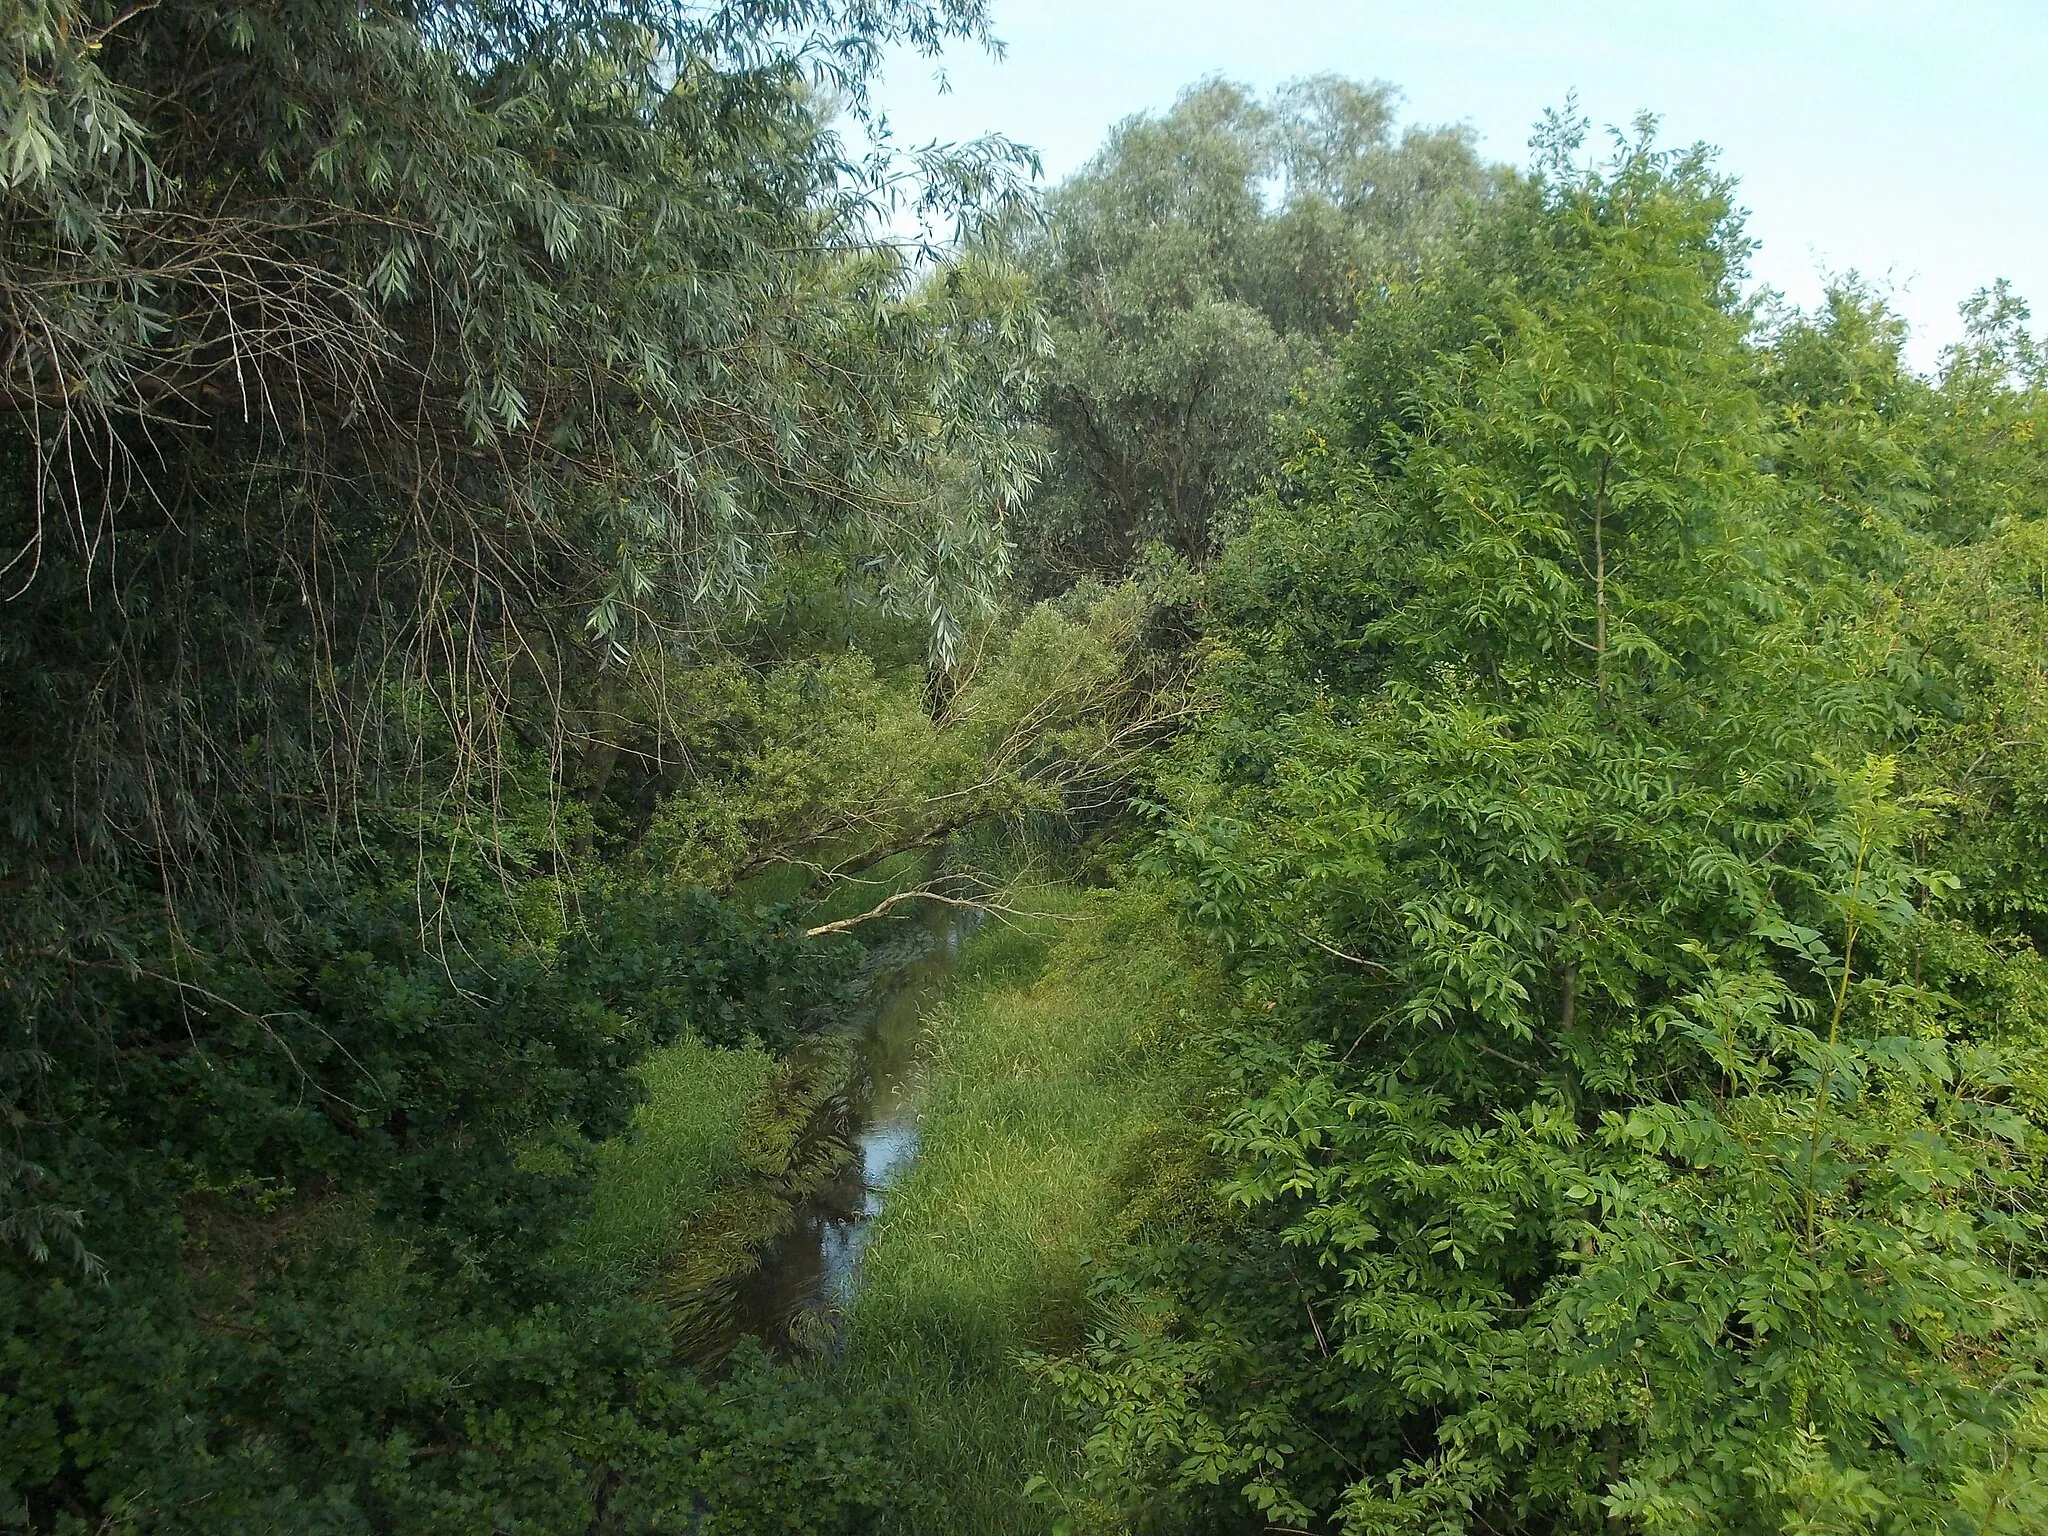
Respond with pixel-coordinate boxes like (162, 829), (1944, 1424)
(1038, 123), (2048, 1535)
(1005, 75), (1496, 587)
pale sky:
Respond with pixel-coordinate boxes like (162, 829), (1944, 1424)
(873, 1), (2046, 372)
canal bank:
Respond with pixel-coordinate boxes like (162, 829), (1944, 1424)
(582, 877), (1222, 1533)
(820, 883), (1226, 1535)
(661, 898), (983, 1361)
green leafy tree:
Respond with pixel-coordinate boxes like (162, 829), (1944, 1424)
(1926, 281), (2048, 544)
(1758, 282), (1935, 577)
(1040, 123), (2048, 1533)
(1008, 75), (1495, 587)
(0, 1), (1067, 1529)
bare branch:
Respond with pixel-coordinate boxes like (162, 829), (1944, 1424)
(802, 886), (990, 938)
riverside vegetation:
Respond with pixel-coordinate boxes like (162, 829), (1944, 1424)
(4, 4), (2048, 1533)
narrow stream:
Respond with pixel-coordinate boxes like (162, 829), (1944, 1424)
(709, 900), (979, 1356)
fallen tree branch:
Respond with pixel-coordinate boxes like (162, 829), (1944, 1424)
(802, 880), (1085, 939)
(802, 887), (991, 938)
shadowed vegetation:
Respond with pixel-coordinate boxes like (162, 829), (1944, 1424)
(5, 4), (2048, 1530)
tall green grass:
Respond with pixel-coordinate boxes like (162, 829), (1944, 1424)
(572, 870), (1221, 1533)
(573, 1036), (774, 1290)
(571, 847), (987, 1305)
(828, 884), (1222, 1534)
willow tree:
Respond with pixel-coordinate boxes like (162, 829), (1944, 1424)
(0, 2), (1045, 1529)
(2, 0), (1041, 912)
(1006, 75), (1495, 588)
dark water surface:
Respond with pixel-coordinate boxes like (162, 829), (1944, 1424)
(711, 901), (979, 1356)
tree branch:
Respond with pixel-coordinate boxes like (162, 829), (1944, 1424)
(803, 887), (989, 938)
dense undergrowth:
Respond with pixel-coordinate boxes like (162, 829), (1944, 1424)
(6, 2), (2048, 1531)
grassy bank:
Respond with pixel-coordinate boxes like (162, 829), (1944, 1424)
(574, 852), (933, 1299)
(829, 882), (1224, 1535)
(572, 1037), (774, 1290)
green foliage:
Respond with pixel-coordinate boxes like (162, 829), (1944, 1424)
(1896, 519), (2048, 947)
(1039, 123), (2048, 1533)
(1007, 76), (1496, 586)
(1758, 283), (1933, 575)
(2, 0), (1037, 647)
(8, 1252), (898, 1534)
(0, 1), (1072, 1528)
(1927, 281), (2048, 543)
(0, 861), (864, 1526)
(636, 582), (1185, 892)
(0, 0), (1044, 1000)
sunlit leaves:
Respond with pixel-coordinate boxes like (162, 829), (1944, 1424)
(1053, 126), (2048, 1533)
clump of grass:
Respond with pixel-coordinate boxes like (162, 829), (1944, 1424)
(573, 1036), (774, 1290)
(827, 883), (1224, 1534)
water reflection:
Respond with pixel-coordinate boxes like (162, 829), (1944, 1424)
(704, 900), (978, 1358)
